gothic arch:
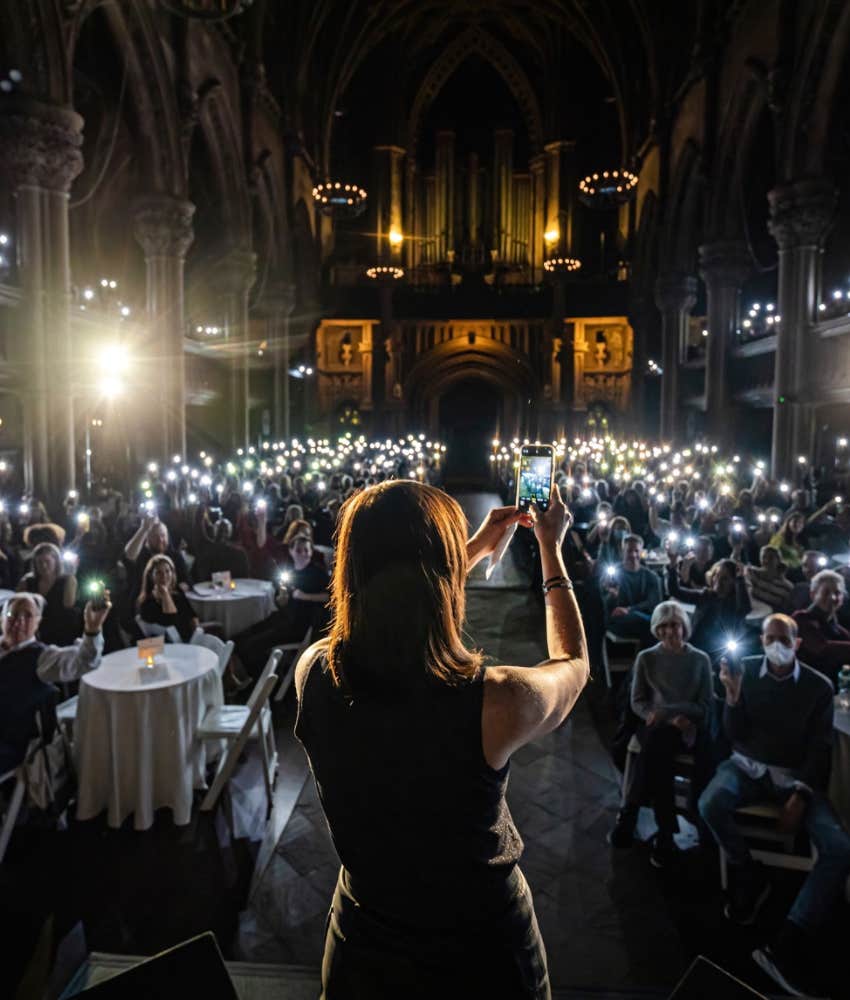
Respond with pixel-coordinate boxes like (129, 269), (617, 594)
(660, 139), (703, 274)
(196, 85), (252, 247)
(406, 27), (544, 161)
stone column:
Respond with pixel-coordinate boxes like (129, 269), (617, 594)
(372, 144), (405, 263)
(0, 98), (83, 502)
(264, 283), (296, 440)
(544, 140), (579, 259)
(493, 129), (514, 261)
(133, 196), (195, 461)
(698, 241), (751, 445)
(435, 130), (455, 261)
(212, 249), (257, 452)
(654, 273), (697, 442)
(404, 158), (417, 270)
(529, 154), (546, 281)
(767, 179), (836, 478)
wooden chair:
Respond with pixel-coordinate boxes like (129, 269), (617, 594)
(0, 767), (26, 863)
(718, 802), (818, 891)
(273, 626), (314, 702)
(621, 733), (696, 815)
(602, 631), (641, 688)
(197, 648), (283, 821)
(190, 631), (236, 678)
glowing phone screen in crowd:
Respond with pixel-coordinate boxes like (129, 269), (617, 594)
(516, 447), (554, 512)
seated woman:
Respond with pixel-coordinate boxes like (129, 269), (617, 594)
(792, 568), (850, 688)
(667, 552), (751, 663)
(17, 542), (79, 646)
(744, 546), (794, 612)
(236, 534), (330, 677)
(137, 554), (199, 642)
(609, 600), (713, 867)
(769, 512), (807, 577)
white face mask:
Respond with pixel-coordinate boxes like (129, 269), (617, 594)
(764, 641), (795, 667)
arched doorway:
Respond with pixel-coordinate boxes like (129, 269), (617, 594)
(439, 379), (502, 484)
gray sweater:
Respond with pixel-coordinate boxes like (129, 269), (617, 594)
(630, 642), (713, 727)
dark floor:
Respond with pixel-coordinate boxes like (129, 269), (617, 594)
(4, 491), (849, 999)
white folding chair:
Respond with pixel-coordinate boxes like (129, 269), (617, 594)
(190, 630), (235, 678)
(601, 631), (640, 688)
(0, 767), (26, 864)
(197, 648), (283, 820)
(273, 626), (314, 702)
(56, 695), (79, 751)
(718, 802), (818, 891)
(135, 616), (181, 644)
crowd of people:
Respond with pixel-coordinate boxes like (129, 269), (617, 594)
(494, 434), (850, 997)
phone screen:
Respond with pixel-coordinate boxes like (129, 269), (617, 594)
(516, 447), (554, 512)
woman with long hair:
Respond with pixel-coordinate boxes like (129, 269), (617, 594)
(137, 553), (198, 642)
(295, 480), (588, 998)
(17, 541), (78, 645)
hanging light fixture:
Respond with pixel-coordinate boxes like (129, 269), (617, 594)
(578, 169), (638, 208)
(365, 265), (404, 281)
(313, 181), (368, 219)
(543, 257), (581, 274)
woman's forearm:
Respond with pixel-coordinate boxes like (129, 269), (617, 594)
(540, 545), (586, 663)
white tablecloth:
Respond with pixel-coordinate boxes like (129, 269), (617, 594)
(187, 578), (276, 638)
(75, 645), (222, 830)
(831, 705), (850, 831)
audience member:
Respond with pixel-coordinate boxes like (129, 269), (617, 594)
(610, 601), (712, 867)
(17, 542), (79, 646)
(136, 554), (199, 643)
(744, 546), (793, 612)
(698, 614), (850, 998)
(790, 551), (828, 611)
(602, 534), (662, 646)
(667, 555), (751, 662)
(792, 568), (850, 688)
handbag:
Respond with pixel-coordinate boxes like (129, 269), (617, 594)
(22, 710), (71, 813)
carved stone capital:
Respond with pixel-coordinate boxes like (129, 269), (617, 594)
(133, 195), (195, 258)
(0, 99), (84, 193)
(654, 273), (698, 314)
(211, 247), (258, 297)
(698, 240), (752, 288)
(768, 178), (836, 251)
(263, 282), (297, 317)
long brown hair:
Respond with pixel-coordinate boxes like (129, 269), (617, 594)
(137, 554), (176, 607)
(326, 480), (482, 695)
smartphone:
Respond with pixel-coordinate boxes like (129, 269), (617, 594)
(724, 639), (742, 676)
(87, 579), (106, 610)
(516, 445), (554, 513)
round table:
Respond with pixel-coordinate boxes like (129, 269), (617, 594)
(75, 644), (222, 830)
(187, 578), (276, 638)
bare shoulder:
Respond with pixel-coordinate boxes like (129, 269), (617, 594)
(294, 637), (331, 702)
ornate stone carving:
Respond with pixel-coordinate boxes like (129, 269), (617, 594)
(133, 196), (196, 258)
(698, 240), (752, 288)
(768, 178), (836, 251)
(0, 99), (84, 193)
(654, 273), (698, 313)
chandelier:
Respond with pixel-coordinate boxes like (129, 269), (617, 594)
(313, 181), (367, 218)
(578, 169), (638, 208)
(365, 265), (404, 281)
(543, 257), (581, 274)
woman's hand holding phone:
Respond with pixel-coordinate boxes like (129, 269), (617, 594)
(531, 482), (571, 550)
(469, 505), (532, 562)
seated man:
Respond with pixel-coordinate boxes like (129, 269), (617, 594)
(602, 534), (662, 647)
(0, 592), (111, 774)
(609, 600), (712, 868)
(235, 535), (330, 678)
(698, 614), (850, 998)
(744, 546), (794, 612)
(790, 550), (828, 611)
(792, 568), (850, 688)
(122, 515), (190, 625)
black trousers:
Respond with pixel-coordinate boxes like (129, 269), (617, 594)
(625, 722), (711, 836)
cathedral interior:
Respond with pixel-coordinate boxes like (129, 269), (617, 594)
(3, 2), (850, 999)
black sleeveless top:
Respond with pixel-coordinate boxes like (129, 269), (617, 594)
(295, 648), (523, 928)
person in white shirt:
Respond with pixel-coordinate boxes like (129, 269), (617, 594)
(0, 591), (111, 773)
